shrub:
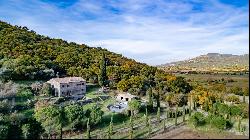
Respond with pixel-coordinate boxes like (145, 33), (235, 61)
(205, 114), (214, 124)
(230, 87), (243, 96)
(230, 105), (242, 117)
(21, 118), (44, 139)
(0, 100), (11, 114)
(16, 88), (33, 101)
(210, 116), (231, 130)
(217, 103), (229, 117)
(13, 103), (30, 111)
(238, 103), (249, 118)
(227, 79), (234, 83)
(225, 95), (240, 104)
(189, 112), (206, 127)
(0, 124), (9, 139)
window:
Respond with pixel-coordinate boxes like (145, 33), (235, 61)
(121, 97), (123, 100)
(67, 85), (69, 87)
(82, 83), (84, 85)
(126, 98), (128, 101)
(62, 85), (64, 88)
(82, 89), (84, 91)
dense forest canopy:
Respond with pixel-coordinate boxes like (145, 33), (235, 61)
(0, 20), (192, 96)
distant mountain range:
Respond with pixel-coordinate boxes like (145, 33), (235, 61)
(158, 53), (249, 72)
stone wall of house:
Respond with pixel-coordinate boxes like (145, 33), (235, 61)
(47, 79), (86, 98)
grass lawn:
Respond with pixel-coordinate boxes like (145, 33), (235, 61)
(186, 116), (249, 137)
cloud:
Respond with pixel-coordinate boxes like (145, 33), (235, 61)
(0, 0), (248, 66)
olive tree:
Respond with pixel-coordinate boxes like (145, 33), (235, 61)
(128, 99), (140, 116)
(34, 105), (64, 138)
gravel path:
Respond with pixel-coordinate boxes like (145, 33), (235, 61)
(150, 125), (248, 139)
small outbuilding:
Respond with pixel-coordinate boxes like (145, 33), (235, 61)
(116, 93), (139, 102)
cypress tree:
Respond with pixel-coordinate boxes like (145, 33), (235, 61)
(147, 87), (153, 112)
(147, 116), (151, 137)
(157, 107), (160, 123)
(191, 95), (196, 110)
(163, 116), (166, 131)
(182, 105), (185, 122)
(175, 105), (178, 126)
(243, 95), (245, 103)
(163, 117), (166, 131)
(189, 95), (192, 117)
(157, 88), (161, 108)
(58, 106), (65, 139)
(108, 114), (113, 139)
(145, 108), (149, 128)
(166, 108), (168, 120)
(99, 52), (107, 87)
(129, 115), (133, 139)
(189, 104), (191, 117)
(86, 118), (90, 139)
(238, 117), (241, 132)
(228, 107), (231, 122)
(204, 99), (209, 112)
(194, 100), (196, 111)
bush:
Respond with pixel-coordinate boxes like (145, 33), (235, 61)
(16, 88), (33, 101)
(210, 116), (231, 130)
(21, 118), (44, 139)
(0, 124), (9, 139)
(230, 105), (242, 117)
(13, 101), (30, 111)
(167, 109), (184, 118)
(230, 87), (243, 96)
(225, 95), (240, 104)
(189, 112), (206, 127)
(0, 100), (11, 114)
(217, 103), (229, 117)
(238, 103), (249, 118)
(205, 114), (213, 124)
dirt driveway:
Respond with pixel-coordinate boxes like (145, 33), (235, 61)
(150, 125), (248, 139)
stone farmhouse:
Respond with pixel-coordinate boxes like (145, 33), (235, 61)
(47, 77), (86, 99)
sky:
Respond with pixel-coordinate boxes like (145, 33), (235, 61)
(0, 0), (249, 66)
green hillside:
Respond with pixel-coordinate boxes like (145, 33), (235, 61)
(0, 20), (191, 96)
(159, 53), (249, 72)
(0, 20), (152, 80)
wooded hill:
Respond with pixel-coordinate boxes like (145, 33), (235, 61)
(0, 20), (192, 96)
(158, 53), (249, 72)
